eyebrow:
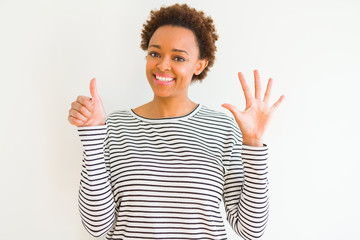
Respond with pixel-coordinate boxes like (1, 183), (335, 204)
(149, 44), (188, 56)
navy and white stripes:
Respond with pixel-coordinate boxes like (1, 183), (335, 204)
(78, 104), (269, 240)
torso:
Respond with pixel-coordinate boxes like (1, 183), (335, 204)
(103, 104), (242, 239)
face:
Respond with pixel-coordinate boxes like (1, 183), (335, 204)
(146, 25), (208, 99)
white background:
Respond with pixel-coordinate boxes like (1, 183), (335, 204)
(1, 0), (359, 239)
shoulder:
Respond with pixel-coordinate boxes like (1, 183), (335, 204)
(196, 105), (242, 142)
(105, 110), (135, 127)
(107, 110), (131, 120)
(197, 105), (238, 127)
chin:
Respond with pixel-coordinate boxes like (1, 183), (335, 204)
(152, 91), (173, 98)
(148, 84), (175, 98)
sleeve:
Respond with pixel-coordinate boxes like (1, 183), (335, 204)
(77, 125), (116, 237)
(223, 142), (269, 240)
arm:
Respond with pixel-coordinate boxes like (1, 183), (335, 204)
(222, 70), (284, 239)
(223, 143), (269, 240)
(68, 78), (115, 236)
(78, 125), (115, 237)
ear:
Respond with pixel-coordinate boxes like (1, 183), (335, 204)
(194, 59), (208, 75)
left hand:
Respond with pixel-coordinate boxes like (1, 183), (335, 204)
(222, 70), (285, 147)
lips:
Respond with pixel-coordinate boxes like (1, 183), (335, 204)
(153, 73), (175, 85)
(153, 73), (175, 81)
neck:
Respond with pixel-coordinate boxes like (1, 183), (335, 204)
(148, 96), (197, 118)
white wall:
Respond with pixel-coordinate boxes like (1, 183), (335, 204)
(1, 0), (359, 239)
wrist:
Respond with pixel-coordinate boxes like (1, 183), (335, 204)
(243, 137), (263, 147)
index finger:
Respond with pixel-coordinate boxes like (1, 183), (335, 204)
(76, 95), (94, 111)
(238, 72), (253, 107)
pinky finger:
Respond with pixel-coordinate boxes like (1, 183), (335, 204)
(68, 115), (85, 127)
(271, 95), (285, 112)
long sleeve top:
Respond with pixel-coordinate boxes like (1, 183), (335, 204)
(77, 104), (269, 240)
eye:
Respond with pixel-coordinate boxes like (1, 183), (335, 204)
(149, 51), (160, 57)
(174, 56), (185, 62)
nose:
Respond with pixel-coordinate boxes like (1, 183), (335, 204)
(156, 56), (171, 71)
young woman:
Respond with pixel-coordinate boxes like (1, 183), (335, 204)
(68, 4), (284, 240)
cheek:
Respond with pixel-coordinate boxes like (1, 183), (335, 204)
(146, 55), (160, 67)
(145, 59), (156, 81)
(176, 64), (196, 78)
(146, 57), (154, 70)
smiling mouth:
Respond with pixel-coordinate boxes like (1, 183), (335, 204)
(153, 74), (175, 82)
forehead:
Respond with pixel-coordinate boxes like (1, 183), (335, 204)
(149, 25), (199, 54)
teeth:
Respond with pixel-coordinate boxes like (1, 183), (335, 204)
(155, 75), (174, 82)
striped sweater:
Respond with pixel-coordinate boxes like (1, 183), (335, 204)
(77, 104), (269, 240)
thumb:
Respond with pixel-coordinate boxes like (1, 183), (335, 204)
(221, 103), (242, 119)
(90, 78), (99, 99)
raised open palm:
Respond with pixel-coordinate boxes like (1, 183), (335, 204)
(222, 70), (285, 146)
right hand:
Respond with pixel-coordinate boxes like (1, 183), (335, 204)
(68, 78), (106, 127)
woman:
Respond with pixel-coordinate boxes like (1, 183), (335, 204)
(68, 4), (284, 240)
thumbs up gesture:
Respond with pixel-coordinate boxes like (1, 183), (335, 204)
(68, 78), (106, 127)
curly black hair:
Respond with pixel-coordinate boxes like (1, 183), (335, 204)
(141, 3), (218, 82)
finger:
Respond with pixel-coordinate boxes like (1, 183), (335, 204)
(221, 103), (242, 119)
(263, 78), (273, 104)
(71, 101), (92, 118)
(68, 115), (85, 127)
(69, 108), (88, 122)
(90, 78), (99, 99)
(238, 72), (253, 107)
(76, 95), (94, 111)
(271, 95), (285, 112)
(254, 69), (261, 100)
